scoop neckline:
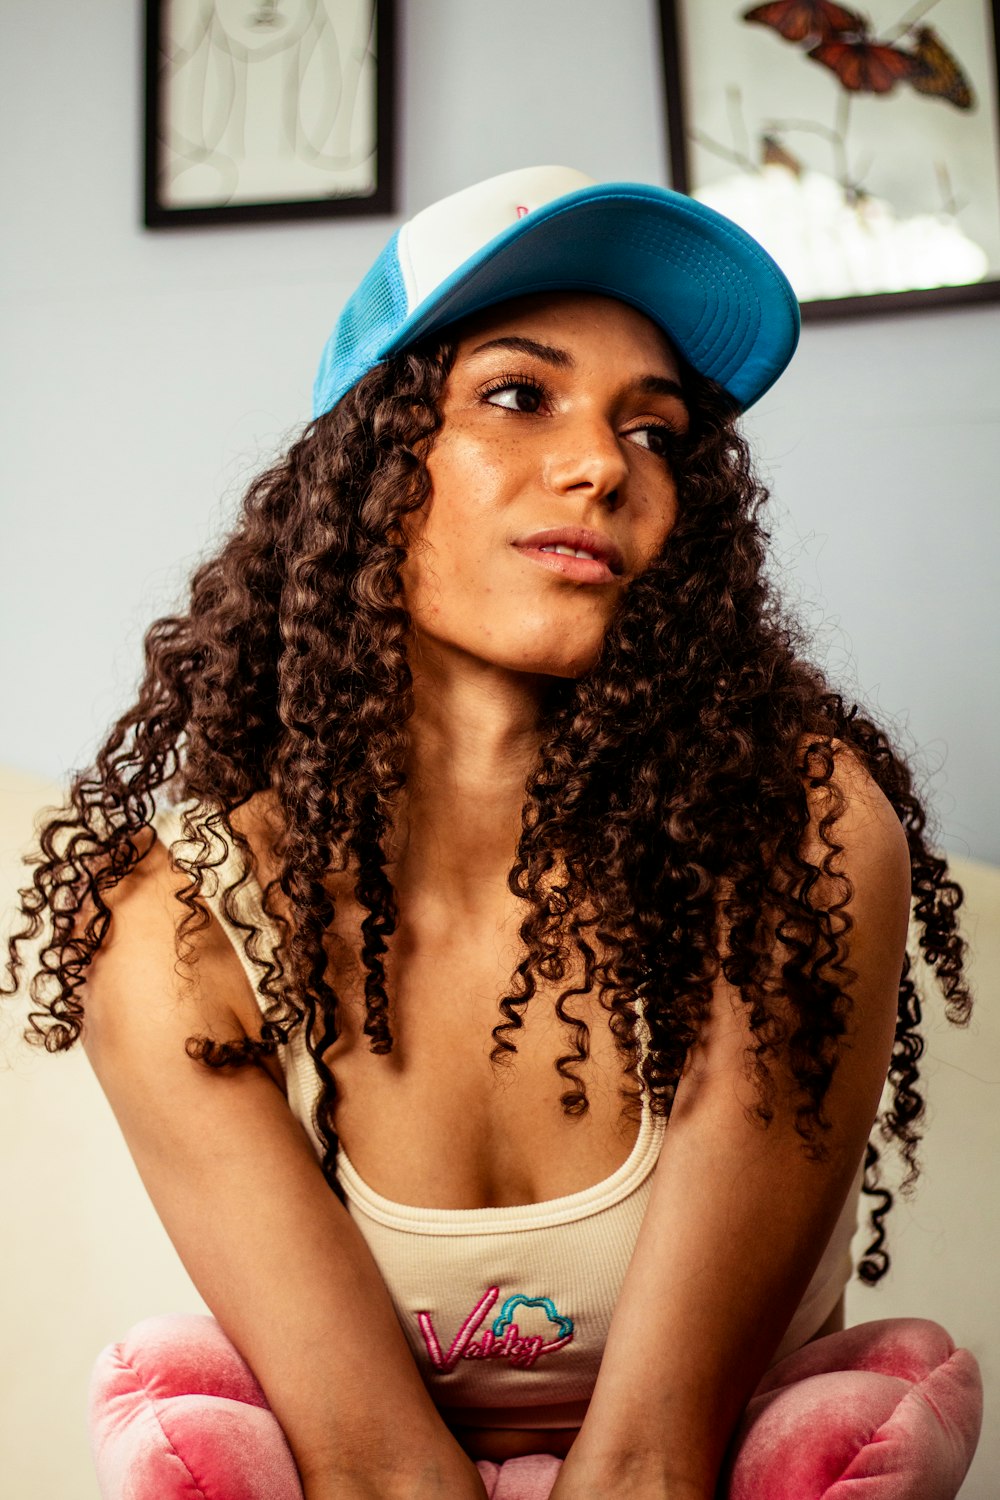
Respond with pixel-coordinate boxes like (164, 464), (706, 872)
(155, 802), (666, 1230)
(334, 1095), (665, 1233)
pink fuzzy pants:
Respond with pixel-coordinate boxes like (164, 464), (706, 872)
(89, 1314), (982, 1500)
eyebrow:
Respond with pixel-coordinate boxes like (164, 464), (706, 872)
(468, 335), (689, 408)
(470, 335), (573, 367)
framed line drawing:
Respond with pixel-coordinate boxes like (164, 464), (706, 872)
(144, 0), (396, 228)
(657, 0), (1000, 316)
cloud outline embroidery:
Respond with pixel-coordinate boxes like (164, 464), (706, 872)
(491, 1293), (574, 1342)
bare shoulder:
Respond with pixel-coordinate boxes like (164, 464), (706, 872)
(681, 739), (910, 1126)
(81, 819), (273, 1061)
(788, 738), (912, 1053)
(797, 736), (911, 903)
(687, 740), (912, 1105)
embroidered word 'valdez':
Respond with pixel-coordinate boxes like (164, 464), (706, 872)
(417, 1285), (575, 1372)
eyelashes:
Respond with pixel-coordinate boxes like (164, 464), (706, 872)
(478, 372), (548, 413)
(476, 371), (687, 461)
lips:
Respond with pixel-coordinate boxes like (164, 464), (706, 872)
(512, 526), (625, 584)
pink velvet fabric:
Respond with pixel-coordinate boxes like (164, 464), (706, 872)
(723, 1319), (983, 1500)
(89, 1314), (981, 1500)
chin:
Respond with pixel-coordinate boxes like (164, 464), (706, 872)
(502, 617), (610, 681)
(518, 646), (603, 680)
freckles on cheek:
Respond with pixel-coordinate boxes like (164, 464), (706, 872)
(455, 430), (509, 505)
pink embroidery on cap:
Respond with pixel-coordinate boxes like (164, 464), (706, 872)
(417, 1286), (575, 1374)
(516, 204), (530, 219)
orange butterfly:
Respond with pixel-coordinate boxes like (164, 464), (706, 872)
(742, 0), (866, 44)
(909, 25), (975, 109)
(807, 37), (926, 92)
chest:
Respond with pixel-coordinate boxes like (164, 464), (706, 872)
(321, 899), (644, 1210)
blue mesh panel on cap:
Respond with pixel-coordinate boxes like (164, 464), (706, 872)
(312, 232), (410, 416)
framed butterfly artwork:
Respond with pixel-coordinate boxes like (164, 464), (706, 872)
(143, 0), (396, 228)
(657, 0), (1000, 315)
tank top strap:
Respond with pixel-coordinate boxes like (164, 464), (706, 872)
(632, 984), (656, 1096)
(151, 801), (279, 1009)
(152, 801), (324, 1149)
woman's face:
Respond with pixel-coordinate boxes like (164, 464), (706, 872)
(402, 291), (689, 680)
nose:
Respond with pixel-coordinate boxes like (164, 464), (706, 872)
(543, 413), (628, 509)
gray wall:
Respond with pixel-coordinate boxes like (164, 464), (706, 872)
(2, 0), (998, 862)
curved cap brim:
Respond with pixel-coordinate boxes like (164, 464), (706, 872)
(381, 182), (800, 410)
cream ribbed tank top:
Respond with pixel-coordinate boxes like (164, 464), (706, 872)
(154, 804), (862, 1431)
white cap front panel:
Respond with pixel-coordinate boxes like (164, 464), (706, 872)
(395, 165), (597, 312)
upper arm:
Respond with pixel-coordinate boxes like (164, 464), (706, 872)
(79, 831), (332, 1318)
(653, 746), (911, 1345)
(81, 829), (284, 1088)
(677, 744), (909, 1152)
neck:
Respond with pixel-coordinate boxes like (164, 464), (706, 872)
(388, 639), (555, 921)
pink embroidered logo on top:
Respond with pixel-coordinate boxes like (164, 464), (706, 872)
(417, 1285), (574, 1373)
(515, 204), (530, 218)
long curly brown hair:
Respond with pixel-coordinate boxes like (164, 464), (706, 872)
(4, 335), (971, 1284)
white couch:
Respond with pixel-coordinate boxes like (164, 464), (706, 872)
(2, 766), (996, 1499)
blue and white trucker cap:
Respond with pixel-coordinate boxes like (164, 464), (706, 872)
(312, 165), (800, 418)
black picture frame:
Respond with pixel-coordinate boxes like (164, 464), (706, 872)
(144, 0), (396, 229)
(657, 0), (1000, 318)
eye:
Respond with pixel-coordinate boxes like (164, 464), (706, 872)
(627, 423), (682, 460)
(481, 377), (547, 414)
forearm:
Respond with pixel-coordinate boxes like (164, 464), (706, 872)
(561, 1172), (832, 1493)
(129, 1074), (465, 1486)
(85, 1030), (463, 1487)
(563, 1092), (868, 1496)
(166, 1121), (488, 1498)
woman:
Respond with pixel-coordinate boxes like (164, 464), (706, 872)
(5, 167), (981, 1499)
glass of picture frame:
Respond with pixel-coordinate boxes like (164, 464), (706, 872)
(144, 0), (396, 228)
(657, 0), (1000, 316)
